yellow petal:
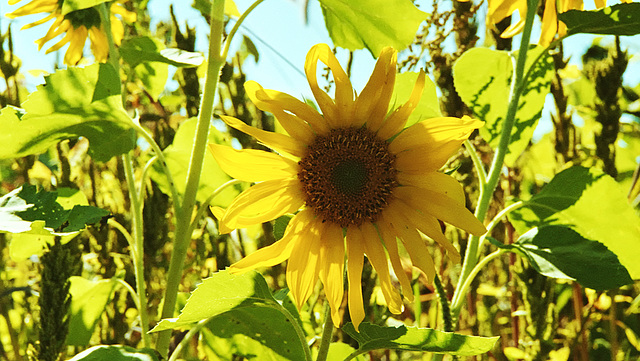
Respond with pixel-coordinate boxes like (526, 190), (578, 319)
(208, 143), (298, 182)
(500, 17), (525, 39)
(346, 226), (365, 331)
(594, 0), (606, 7)
(109, 14), (125, 45)
(539, 0), (558, 47)
(210, 206), (233, 234)
(111, 3), (137, 23)
(381, 203), (436, 283)
(376, 221), (413, 301)
(220, 115), (305, 158)
(88, 27), (109, 62)
(20, 12), (56, 29)
(286, 216), (322, 309)
(397, 171), (465, 206)
(245, 81), (324, 140)
(222, 178), (304, 231)
(63, 26), (88, 65)
(395, 185), (486, 236)
(229, 209), (313, 273)
(318, 222), (346, 327)
(361, 222), (403, 314)
(376, 70), (426, 140)
(305, 44), (354, 127)
(354, 46), (397, 129)
(6, 0), (58, 18)
(489, 0), (524, 24)
(391, 115), (483, 173)
(35, 16), (66, 50)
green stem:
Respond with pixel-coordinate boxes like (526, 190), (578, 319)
(451, 0), (540, 321)
(123, 153), (151, 346)
(155, 0), (227, 356)
(221, 0), (266, 61)
(477, 201), (526, 250)
(187, 179), (243, 237)
(115, 278), (142, 315)
(453, 250), (505, 313)
(413, 281), (422, 327)
(315, 303), (333, 361)
(464, 139), (486, 195)
(167, 318), (212, 361)
(433, 273), (453, 332)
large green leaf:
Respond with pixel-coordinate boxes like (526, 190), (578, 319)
(391, 71), (441, 128)
(67, 345), (159, 361)
(453, 47), (553, 166)
(495, 226), (632, 290)
(150, 270), (277, 332)
(508, 166), (640, 279)
(67, 277), (120, 346)
(559, 3), (640, 36)
(0, 63), (135, 162)
(319, 0), (427, 55)
(342, 323), (498, 356)
(120, 36), (204, 69)
(149, 117), (241, 207)
(200, 307), (306, 361)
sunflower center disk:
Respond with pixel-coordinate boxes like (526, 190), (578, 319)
(298, 127), (398, 228)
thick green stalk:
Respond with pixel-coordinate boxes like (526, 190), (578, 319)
(451, 0), (540, 319)
(155, 0), (226, 356)
(315, 304), (333, 361)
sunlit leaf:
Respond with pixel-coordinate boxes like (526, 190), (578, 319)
(67, 277), (120, 346)
(319, 0), (427, 55)
(497, 226), (632, 290)
(150, 270), (277, 332)
(67, 345), (159, 361)
(391, 71), (441, 128)
(61, 0), (108, 14)
(342, 323), (498, 356)
(120, 36), (204, 68)
(149, 117), (241, 207)
(508, 166), (640, 280)
(192, 0), (241, 18)
(0, 64), (135, 162)
(560, 3), (640, 36)
(453, 46), (553, 166)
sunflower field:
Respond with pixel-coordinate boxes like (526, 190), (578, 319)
(0, 0), (639, 360)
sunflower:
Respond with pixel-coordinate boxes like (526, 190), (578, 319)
(6, 0), (136, 65)
(209, 44), (486, 330)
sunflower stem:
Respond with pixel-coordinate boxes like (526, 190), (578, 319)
(451, 0), (540, 320)
(433, 273), (453, 333)
(315, 303), (334, 361)
(221, 0), (266, 61)
(155, 0), (226, 356)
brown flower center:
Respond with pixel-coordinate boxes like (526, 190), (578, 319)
(298, 127), (398, 228)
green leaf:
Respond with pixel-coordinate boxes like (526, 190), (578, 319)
(559, 3), (640, 36)
(61, 0), (108, 14)
(319, 0), (427, 55)
(509, 226), (632, 290)
(0, 63), (136, 162)
(342, 323), (498, 356)
(67, 277), (120, 346)
(67, 345), (159, 361)
(150, 270), (277, 332)
(508, 166), (640, 280)
(391, 71), (441, 127)
(120, 36), (204, 69)
(200, 307), (306, 361)
(149, 117), (241, 207)
(453, 46), (553, 166)
(325, 343), (366, 361)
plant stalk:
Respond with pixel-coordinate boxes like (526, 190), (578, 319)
(315, 303), (334, 361)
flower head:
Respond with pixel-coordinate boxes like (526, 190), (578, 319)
(6, 0), (136, 65)
(209, 44), (486, 330)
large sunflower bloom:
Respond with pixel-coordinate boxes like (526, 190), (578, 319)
(6, 0), (136, 65)
(209, 44), (486, 330)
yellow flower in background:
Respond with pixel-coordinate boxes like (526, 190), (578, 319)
(6, 0), (136, 65)
(209, 44), (486, 330)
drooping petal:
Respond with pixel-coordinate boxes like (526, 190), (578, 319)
(221, 178), (304, 231)
(395, 185), (486, 236)
(391, 115), (483, 173)
(381, 203), (436, 283)
(318, 222), (346, 327)
(111, 3), (137, 23)
(20, 12), (56, 29)
(361, 222), (403, 314)
(220, 115), (306, 158)
(376, 70), (426, 140)
(88, 26), (109, 62)
(6, 0), (58, 18)
(228, 209), (314, 273)
(287, 215), (322, 309)
(539, 0), (558, 47)
(397, 172), (465, 206)
(346, 226), (366, 331)
(245, 81), (315, 143)
(208, 143), (298, 182)
(64, 26), (89, 65)
(109, 14), (125, 45)
(35, 16), (67, 50)
(245, 81), (327, 138)
(305, 44), (355, 127)
(354, 47), (397, 129)
(375, 221), (413, 301)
